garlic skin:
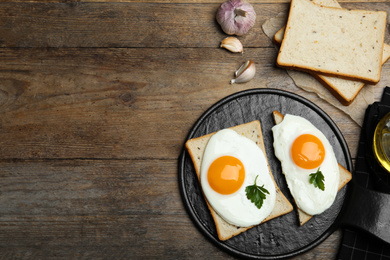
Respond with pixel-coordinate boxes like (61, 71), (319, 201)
(220, 37), (243, 53)
(216, 0), (256, 36)
(230, 60), (256, 84)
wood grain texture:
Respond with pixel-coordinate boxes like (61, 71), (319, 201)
(0, 158), (342, 259)
(0, 45), (377, 258)
(0, 0), (389, 258)
(3, 0), (389, 3)
(0, 2), (279, 48)
(0, 159), (217, 259)
(0, 47), (369, 160)
(0, 2), (389, 48)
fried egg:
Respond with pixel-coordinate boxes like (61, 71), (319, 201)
(272, 114), (339, 216)
(200, 129), (276, 227)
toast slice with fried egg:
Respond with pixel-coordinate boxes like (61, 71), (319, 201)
(185, 120), (293, 241)
(272, 110), (352, 225)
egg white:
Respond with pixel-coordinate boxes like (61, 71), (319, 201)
(272, 114), (339, 216)
(200, 129), (276, 227)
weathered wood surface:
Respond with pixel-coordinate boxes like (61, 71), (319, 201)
(1, 0), (389, 3)
(0, 0), (389, 259)
(0, 159), (342, 259)
(1, 46), (373, 159)
(0, 2), (389, 47)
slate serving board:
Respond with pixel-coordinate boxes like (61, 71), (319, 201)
(179, 88), (352, 259)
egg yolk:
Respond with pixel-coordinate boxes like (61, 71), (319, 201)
(291, 134), (325, 169)
(207, 156), (245, 195)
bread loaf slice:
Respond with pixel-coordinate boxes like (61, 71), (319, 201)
(277, 0), (387, 84)
(185, 121), (293, 240)
(272, 111), (352, 225)
(273, 0), (390, 105)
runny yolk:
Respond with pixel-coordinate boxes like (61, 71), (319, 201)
(207, 156), (245, 195)
(291, 134), (325, 169)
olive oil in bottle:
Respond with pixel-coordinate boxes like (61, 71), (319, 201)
(373, 112), (390, 173)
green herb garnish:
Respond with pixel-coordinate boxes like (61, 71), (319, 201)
(309, 168), (325, 191)
(245, 175), (269, 209)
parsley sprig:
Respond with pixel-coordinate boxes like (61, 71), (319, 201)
(309, 168), (325, 191)
(245, 175), (269, 209)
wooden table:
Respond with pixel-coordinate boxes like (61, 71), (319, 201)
(1, 0), (389, 258)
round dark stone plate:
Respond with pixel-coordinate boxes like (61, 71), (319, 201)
(178, 88), (352, 259)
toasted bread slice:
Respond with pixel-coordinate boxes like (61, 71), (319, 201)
(277, 0), (387, 84)
(272, 111), (352, 225)
(273, 0), (390, 106)
(185, 121), (293, 240)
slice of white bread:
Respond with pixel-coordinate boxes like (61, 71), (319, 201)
(277, 0), (387, 84)
(273, 0), (390, 105)
(272, 111), (352, 225)
(185, 121), (293, 240)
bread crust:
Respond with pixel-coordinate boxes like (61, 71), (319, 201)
(309, 73), (359, 106)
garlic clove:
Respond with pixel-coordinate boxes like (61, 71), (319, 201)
(230, 60), (256, 84)
(220, 37), (243, 53)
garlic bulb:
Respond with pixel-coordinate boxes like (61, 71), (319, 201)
(220, 37), (243, 53)
(216, 0), (256, 36)
(230, 60), (256, 84)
